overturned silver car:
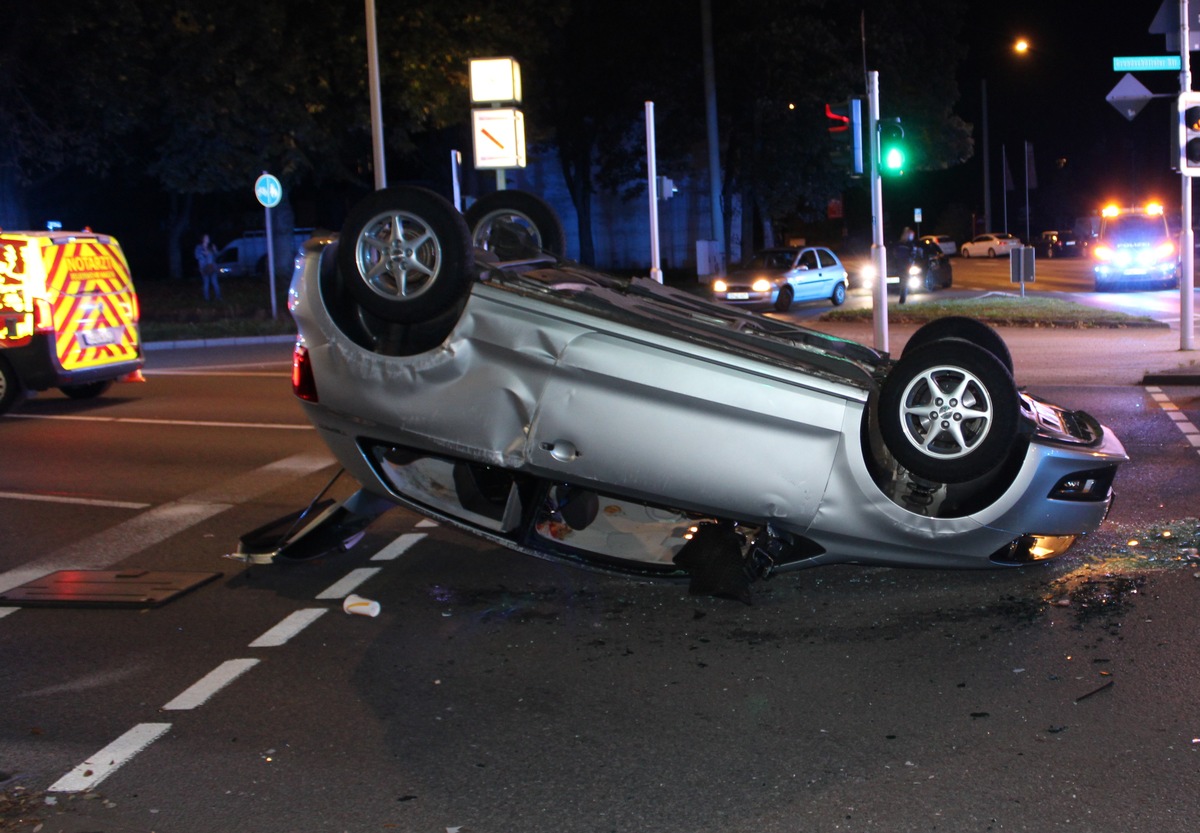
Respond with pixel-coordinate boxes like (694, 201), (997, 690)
(262, 186), (1125, 599)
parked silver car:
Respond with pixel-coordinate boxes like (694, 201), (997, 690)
(263, 186), (1126, 600)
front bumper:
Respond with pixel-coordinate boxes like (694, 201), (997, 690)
(711, 286), (778, 305)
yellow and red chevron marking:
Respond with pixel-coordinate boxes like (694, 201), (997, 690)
(0, 236), (34, 346)
(43, 239), (140, 371)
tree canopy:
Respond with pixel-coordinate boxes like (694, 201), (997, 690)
(0, 0), (971, 271)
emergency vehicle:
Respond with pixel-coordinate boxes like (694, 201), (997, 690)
(1092, 202), (1179, 290)
(0, 229), (143, 414)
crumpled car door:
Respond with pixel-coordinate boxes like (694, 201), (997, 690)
(527, 329), (849, 529)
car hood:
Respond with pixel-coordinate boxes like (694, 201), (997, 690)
(727, 266), (787, 281)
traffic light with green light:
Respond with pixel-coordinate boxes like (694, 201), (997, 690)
(1178, 92), (1200, 176)
(825, 99), (863, 175)
(878, 118), (905, 176)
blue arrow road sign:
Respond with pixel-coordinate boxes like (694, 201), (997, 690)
(255, 173), (282, 208)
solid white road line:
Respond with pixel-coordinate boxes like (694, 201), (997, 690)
(48, 722), (172, 793)
(370, 532), (427, 561)
(0, 491), (151, 510)
(315, 567), (381, 600)
(0, 607), (16, 619)
(0, 452), (335, 595)
(0, 501), (229, 595)
(5, 413), (310, 430)
(248, 609), (328, 648)
(162, 658), (260, 711)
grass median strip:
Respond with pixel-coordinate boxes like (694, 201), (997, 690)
(821, 294), (1166, 328)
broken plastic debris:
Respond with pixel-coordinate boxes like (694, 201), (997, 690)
(343, 594), (380, 617)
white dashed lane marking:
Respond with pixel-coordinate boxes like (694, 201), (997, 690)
(48, 723), (173, 793)
(1146, 386), (1200, 451)
(35, 517), (432, 793)
(248, 608), (328, 648)
(162, 658), (261, 711)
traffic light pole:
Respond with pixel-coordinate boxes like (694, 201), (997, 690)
(1180, 0), (1194, 351)
(867, 70), (889, 353)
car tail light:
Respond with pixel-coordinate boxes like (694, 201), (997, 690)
(292, 343), (318, 401)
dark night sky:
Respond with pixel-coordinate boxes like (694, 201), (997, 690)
(956, 0), (1183, 224)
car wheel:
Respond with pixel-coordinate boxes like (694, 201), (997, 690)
(901, 316), (1014, 374)
(961, 247), (971, 258)
(987, 248), (996, 258)
(1045, 246), (1055, 260)
(59, 380), (114, 400)
(338, 186), (474, 325)
(829, 281), (846, 306)
(0, 356), (24, 415)
(465, 190), (566, 258)
(774, 285), (794, 312)
(879, 339), (1019, 484)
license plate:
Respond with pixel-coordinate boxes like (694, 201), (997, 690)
(80, 327), (119, 347)
(727, 292), (750, 300)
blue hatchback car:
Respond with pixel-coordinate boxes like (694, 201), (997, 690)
(711, 246), (848, 311)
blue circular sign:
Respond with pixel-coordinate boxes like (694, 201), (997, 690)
(255, 173), (282, 208)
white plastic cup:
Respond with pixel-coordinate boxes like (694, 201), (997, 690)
(343, 594), (381, 617)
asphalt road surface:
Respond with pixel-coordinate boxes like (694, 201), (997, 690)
(2, 342), (1200, 832)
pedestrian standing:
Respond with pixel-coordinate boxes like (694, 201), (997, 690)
(195, 234), (221, 301)
(896, 227), (916, 305)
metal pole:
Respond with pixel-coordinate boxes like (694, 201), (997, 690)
(700, 0), (726, 272)
(982, 79), (991, 234)
(450, 150), (463, 211)
(868, 70), (888, 354)
(646, 101), (662, 283)
(1181, 0), (1195, 351)
(1024, 140), (1032, 242)
(365, 0), (386, 190)
(1001, 145), (1009, 235)
(265, 205), (277, 319)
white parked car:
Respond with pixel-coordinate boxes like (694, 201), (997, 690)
(961, 232), (1021, 258)
(919, 234), (957, 256)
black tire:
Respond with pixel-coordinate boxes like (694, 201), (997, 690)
(0, 356), (24, 415)
(962, 247), (971, 258)
(338, 186), (474, 324)
(830, 281), (847, 306)
(59, 380), (114, 400)
(902, 316), (1014, 375)
(987, 247), (997, 258)
(879, 340), (1019, 484)
(774, 285), (794, 312)
(465, 191), (566, 258)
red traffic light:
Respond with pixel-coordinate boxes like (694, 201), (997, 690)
(825, 103), (850, 133)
